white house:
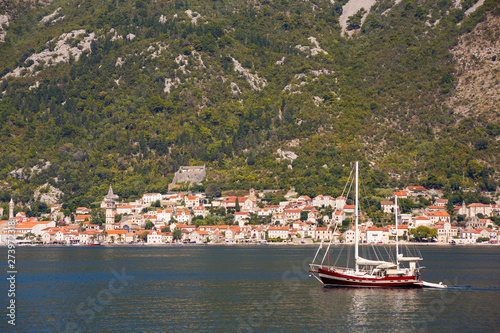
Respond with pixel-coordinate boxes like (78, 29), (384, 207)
(271, 214), (286, 226)
(250, 226), (266, 242)
(343, 229), (356, 243)
(312, 195), (335, 208)
(315, 227), (333, 241)
(15, 220), (56, 236)
(174, 209), (192, 224)
(366, 227), (388, 243)
(190, 230), (210, 243)
(284, 209), (301, 221)
(423, 211), (450, 224)
(157, 209), (174, 223)
(225, 227), (241, 241)
(388, 225), (409, 239)
(142, 193), (162, 205)
(268, 226), (290, 240)
(106, 230), (127, 243)
(434, 222), (458, 243)
(343, 205), (355, 214)
(79, 230), (100, 244)
(234, 212), (250, 224)
(413, 216), (433, 228)
(41, 230), (57, 244)
(380, 201), (395, 214)
(147, 230), (168, 244)
(55, 230), (80, 244)
(76, 207), (92, 215)
(185, 196), (201, 208)
(457, 229), (477, 244)
(332, 211), (345, 225)
(193, 206), (208, 218)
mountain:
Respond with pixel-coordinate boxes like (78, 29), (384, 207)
(0, 0), (498, 211)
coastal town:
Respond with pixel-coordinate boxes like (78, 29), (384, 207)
(1, 181), (499, 247)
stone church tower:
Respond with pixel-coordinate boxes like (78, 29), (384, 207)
(9, 198), (14, 219)
(104, 186), (117, 231)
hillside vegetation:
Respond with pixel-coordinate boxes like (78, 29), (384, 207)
(0, 0), (498, 210)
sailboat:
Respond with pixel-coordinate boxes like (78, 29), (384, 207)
(309, 161), (445, 288)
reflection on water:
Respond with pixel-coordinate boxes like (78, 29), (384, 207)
(2, 245), (499, 332)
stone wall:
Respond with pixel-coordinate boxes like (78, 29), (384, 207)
(170, 166), (206, 187)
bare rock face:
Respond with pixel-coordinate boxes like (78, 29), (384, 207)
(447, 14), (500, 121)
(34, 183), (64, 205)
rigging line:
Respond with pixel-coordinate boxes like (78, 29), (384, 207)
(377, 245), (383, 261)
(347, 173), (355, 201)
(321, 237), (332, 266)
(371, 244), (380, 261)
(322, 217), (341, 266)
(359, 171), (380, 236)
(312, 238), (324, 264)
(405, 244), (412, 258)
(346, 243), (351, 269)
(390, 244), (396, 263)
(382, 244), (393, 263)
(340, 165), (355, 199)
(334, 242), (344, 266)
(416, 245), (422, 259)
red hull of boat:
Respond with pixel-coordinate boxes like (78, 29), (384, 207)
(317, 268), (423, 288)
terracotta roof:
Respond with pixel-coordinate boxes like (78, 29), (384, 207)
(467, 203), (490, 208)
(367, 226), (384, 231)
(427, 206), (446, 210)
(75, 215), (91, 220)
(106, 230), (127, 234)
(407, 186), (426, 191)
(424, 211), (450, 217)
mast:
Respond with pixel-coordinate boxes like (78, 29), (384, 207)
(395, 195), (399, 268)
(355, 161), (359, 273)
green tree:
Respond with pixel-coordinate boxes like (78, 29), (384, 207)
(216, 207), (226, 216)
(398, 198), (415, 214)
(446, 199), (455, 221)
(138, 231), (149, 242)
(91, 208), (105, 226)
(206, 184), (221, 198)
(235, 197), (240, 212)
(410, 226), (437, 242)
(172, 228), (182, 241)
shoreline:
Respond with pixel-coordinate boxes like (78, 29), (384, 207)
(2, 242), (498, 247)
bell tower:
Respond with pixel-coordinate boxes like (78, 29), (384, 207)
(104, 186), (117, 231)
(9, 198), (14, 219)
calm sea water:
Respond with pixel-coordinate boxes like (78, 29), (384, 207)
(1, 244), (499, 332)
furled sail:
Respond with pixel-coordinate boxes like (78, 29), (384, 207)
(356, 257), (396, 267)
(397, 256), (423, 262)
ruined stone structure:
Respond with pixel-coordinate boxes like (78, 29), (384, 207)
(169, 166), (206, 190)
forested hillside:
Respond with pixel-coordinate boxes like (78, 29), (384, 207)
(0, 0), (498, 211)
